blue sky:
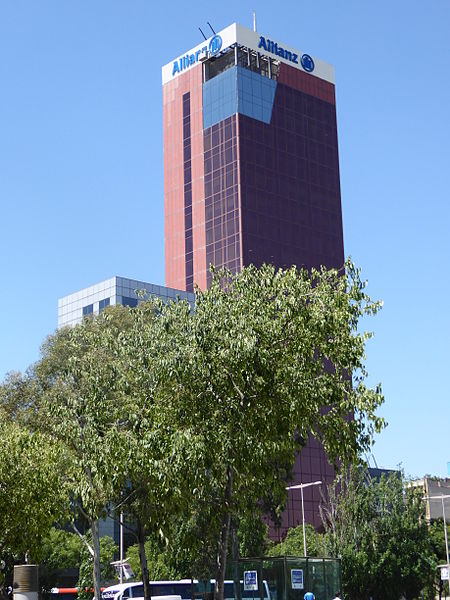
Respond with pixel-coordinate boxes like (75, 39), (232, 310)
(1, 1), (449, 478)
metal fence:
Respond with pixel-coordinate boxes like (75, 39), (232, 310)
(223, 556), (341, 600)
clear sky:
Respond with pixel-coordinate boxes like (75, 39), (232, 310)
(1, 1), (449, 479)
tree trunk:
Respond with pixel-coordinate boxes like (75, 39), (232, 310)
(91, 519), (102, 600)
(215, 464), (233, 600)
(231, 519), (240, 600)
(231, 519), (239, 563)
(137, 517), (151, 600)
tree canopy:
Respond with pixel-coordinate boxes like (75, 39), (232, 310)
(0, 411), (69, 560)
(35, 311), (132, 600)
(114, 260), (384, 598)
(0, 260), (385, 600)
(321, 466), (437, 600)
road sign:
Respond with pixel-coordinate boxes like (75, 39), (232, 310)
(441, 567), (449, 581)
(244, 571), (258, 591)
(291, 569), (304, 590)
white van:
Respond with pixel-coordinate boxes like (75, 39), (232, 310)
(102, 579), (270, 600)
(102, 583), (143, 600)
(102, 581), (189, 600)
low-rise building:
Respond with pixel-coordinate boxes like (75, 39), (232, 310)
(58, 275), (195, 328)
(408, 477), (450, 522)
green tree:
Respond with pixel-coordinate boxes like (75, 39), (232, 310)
(268, 523), (326, 558)
(423, 519), (449, 600)
(127, 536), (182, 582)
(236, 514), (269, 558)
(125, 514), (269, 583)
(0, 371), (39, 427)
(1, 260), (385, 600)
(39, 528), (83, 594)
(77, 535), (117, 600)
(33, 313), (130, 600)
(321, 466), (436, 600)
(1, 304), (185, 600)
(0, 413), (69, 561)
(136, 261), (384, 600)
(111, 300), (191, 599)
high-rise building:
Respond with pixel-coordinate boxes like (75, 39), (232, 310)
(163, 23), (344, 536)
(163, 23), (343, 292)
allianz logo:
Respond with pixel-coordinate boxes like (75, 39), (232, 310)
(171, 34), (314, 78)
(258, 36), (315, 73)
(172, 35), (222, 76)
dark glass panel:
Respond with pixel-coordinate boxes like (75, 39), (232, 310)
(122, 297), (138, 308)
(82, 304), (93, 316)
(99, 297), (110, 312)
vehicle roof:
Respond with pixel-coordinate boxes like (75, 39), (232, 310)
(103, 582), (194, 593)
(103, 579), (266, 590)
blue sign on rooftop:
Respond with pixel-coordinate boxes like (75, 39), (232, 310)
(162, 23), (334, 85)
(172, 34), (223, 76)
(209, 34), (222, 56)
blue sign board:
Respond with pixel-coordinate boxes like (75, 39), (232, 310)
(172, 34), (223, 76)
(291, 569), (304, 590)
(258, 36), (299, 66)
(165, 25), (324, 83)
(209, 35), (222, 56)
(244, 571), (258, 591)
(258, 37), (315, 74)
(300, 54), (315, 72)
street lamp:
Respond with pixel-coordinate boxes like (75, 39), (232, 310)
(120, 511), (124, 584)
(286, 480), (322, 557)
(423, 493), (450, 574)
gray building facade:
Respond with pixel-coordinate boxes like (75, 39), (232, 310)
(58, 275), (195, 328)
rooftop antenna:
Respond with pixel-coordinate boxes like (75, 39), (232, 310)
(253, 11), (257, 32)
(207, 21), (216, 35)
(199, 27), (207, 41)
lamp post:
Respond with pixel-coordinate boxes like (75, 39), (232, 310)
(423, 493), (450, 573)
(119, 511), (124, 584)
(286, 480), (322, 557)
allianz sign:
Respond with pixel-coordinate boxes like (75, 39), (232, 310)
(258, 36), (315, 72)
(172, 35), (223, 76)
(171, 33), (314, 78)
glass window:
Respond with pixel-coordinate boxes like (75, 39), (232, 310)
(82, 304), (93, 316)
(122, 297), (138, 308)
(173, 584), (192, 599)
(99, 298), (110, 312)
(98, 299), (108, 312)
(130, 585), (144, 598)
(151, 584), (175, 597)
